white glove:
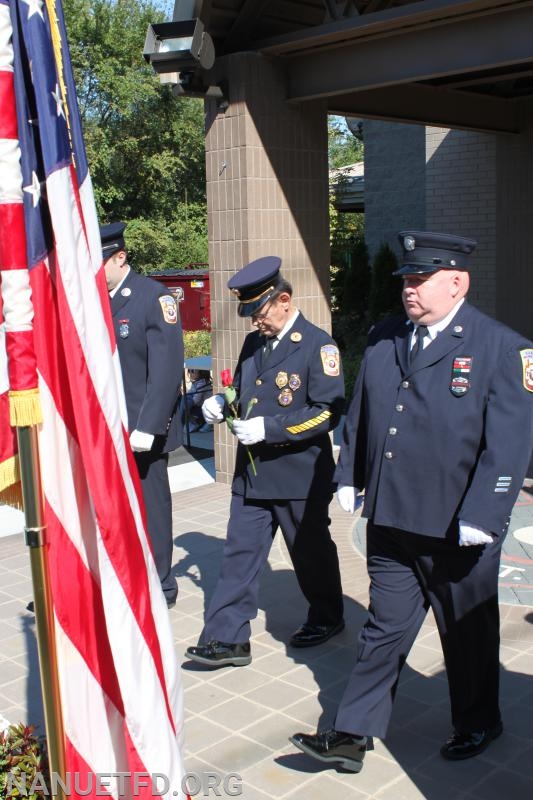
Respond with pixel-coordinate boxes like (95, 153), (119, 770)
(232, 417), (265, 445)
(458, 520), (494, 547)
(202, 394), (225, 424)
(337, 484), (358, 514)
(129, 429), (154, 452)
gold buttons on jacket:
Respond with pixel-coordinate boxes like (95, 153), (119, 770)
(401, 380), (410, 389)
(384, 451), (393, 459)
(255, 379), (262, 386)
(388, 428), (397, 435)
(395, 404), (404, 412)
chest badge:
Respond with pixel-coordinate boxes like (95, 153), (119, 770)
(278, 388), (293, 406)
(119, 319), (129, 338)
(450, 356), (472, 396)
(289, 374), (301, 390)
(275, 371), (288, 388)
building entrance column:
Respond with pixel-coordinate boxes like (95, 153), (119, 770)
(204, 53), (331, 482)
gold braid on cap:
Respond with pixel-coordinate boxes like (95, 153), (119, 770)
(232, 284), (275, 304)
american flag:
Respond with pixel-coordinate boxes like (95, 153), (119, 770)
(0, 0), (187, 796)
(0, 290), (21, 507)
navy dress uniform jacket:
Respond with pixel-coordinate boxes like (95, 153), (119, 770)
(231, 314), (345, 500)
(110, 269), (183, 452)
(335, 301), (533, 538)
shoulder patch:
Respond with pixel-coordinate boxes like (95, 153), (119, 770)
(520, 348), (533, 392)
(320, 344), (340, 377)
(159, 294), (177, 324)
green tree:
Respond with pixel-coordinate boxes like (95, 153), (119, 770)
(125, 204), (208, 272)
(328, 116), (363, 169)
(330, 196), (367, 316)
(63, 0), (208, 266)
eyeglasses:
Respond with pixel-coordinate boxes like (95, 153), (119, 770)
(251, 302), (275, 322)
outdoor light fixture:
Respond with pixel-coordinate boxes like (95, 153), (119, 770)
(159, 71), (229, 111)
(143, 18), (215, 74)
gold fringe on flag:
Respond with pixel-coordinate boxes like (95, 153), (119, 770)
(9, 389), (43, 427)
(0, 455), (22, 509)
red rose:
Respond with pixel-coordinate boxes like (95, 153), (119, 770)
(220, 369), (233, 387)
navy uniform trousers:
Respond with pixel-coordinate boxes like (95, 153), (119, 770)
(134, 451), (175, 604)
(335, 521), (503, 738)
(201, 490), (344, 644)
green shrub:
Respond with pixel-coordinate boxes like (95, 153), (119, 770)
(0, 723), (49, 799)
(183, 329), (211, 358)
(331, 237), (370, 318)
(368, 242), (404, 320)
(333, 313), (368, 404)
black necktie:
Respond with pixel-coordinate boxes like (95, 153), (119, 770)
(410, 325), (428, 365)
(262, 336), (277, 366)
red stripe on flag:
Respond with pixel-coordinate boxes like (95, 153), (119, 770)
(63, 741), (113, 799)
(0, 69), (17, 139)
(0, 392), (17, 461)
(44, 502), (124, 714)
(0, 203), (27, 269)
(4, 329), (37, 392)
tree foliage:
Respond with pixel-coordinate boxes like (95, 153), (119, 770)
(63, 0), (207, 269)
(328, 116), (363, 169)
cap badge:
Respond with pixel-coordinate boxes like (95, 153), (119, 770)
(450, 356), (472, 396)
(275, 371), (288, 388)
(290, 331), (302, 342)
(404, 235), (416, 251)
(450, 259), (456, 266)
(121, 287), (131, 297)
(278, 388), (293, 406)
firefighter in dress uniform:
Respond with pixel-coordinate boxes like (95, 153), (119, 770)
(100, 222), (184, 608)
(185, 256), (345, 667)
(291, 231), (533, 772)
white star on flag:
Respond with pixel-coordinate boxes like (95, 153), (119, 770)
(21, 0), (44, 20)
(51, 83), (65, 119)
(23, 171), (41, 207)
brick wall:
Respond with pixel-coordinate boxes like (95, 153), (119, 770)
(364, 119), (426, 264)
(426, 127), (497, 317)
(205, 53), (331, 483)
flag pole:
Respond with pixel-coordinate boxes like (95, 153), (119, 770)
(17, 425), (66, 799)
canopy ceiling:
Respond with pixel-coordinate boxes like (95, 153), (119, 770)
(176, 0), (533, 133)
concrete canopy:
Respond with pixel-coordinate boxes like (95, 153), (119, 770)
(179, 0), (533, 134)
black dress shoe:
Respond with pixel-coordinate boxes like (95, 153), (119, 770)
(290, 728), (367, 772)
(185, 640), (252, 667)
(289, 620), (345, 648)
(440, 722), (503, 760)
(166, 597), (177, 609)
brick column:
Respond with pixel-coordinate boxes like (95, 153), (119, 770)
(204, 53), (330, 484)
(426, 127), (497, 318)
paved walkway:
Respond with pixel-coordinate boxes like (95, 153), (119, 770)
(1, 438), (533, 798)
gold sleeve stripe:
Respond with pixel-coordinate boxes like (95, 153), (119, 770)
(286, 410), (331, 434)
